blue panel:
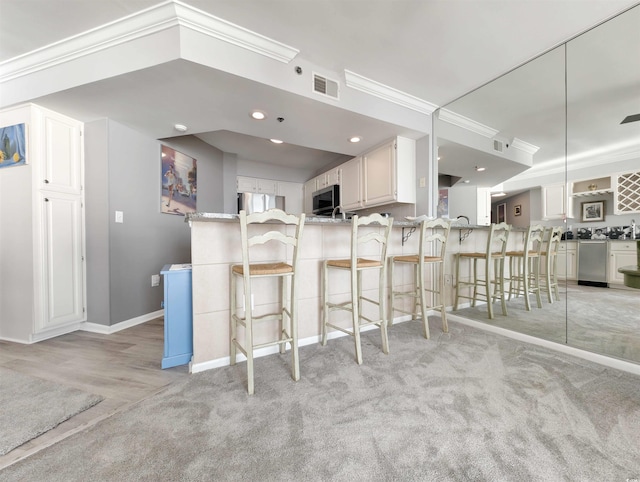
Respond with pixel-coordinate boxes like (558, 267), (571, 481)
(160, 264), (193, 369)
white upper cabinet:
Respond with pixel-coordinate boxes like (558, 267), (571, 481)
(37, 110), (83, 195)
(542, 183), (570, 220)
(340, 156), (363, 211)
(361, 136), (416, 209)
(237, 176), (277, 195)
(317, 167), (340, 189)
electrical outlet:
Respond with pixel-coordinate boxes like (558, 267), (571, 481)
(444, 275), (452, 286)
(151, 274), (160, 287)
(115, 211), (124, 223)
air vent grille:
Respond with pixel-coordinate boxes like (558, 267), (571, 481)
(493, 140), (503, 152)
(313, 73), (339, 99)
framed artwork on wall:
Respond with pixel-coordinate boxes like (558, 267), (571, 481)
(161, 145), (197, 216)
(497, 203), (506, 223)
(437, 188), (449, 218)
(581, 200), (605, 222)
(0, 123), (27, 169)
(514, 204), (522, 216)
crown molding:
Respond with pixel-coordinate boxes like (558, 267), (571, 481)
(0, 0), (298, 83)
(437, 109), (498, 138)
(344, 70), (437, 115)
(510, 137), (540, 155)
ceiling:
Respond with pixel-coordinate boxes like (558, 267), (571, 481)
(1, 0), (638, 178)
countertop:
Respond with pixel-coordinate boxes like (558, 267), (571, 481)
(185, 212), (481, 229)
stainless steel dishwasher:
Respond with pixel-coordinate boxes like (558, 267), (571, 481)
(578, 240), (608, 288)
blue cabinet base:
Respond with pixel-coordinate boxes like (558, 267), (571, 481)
(161, 264), (193, 369)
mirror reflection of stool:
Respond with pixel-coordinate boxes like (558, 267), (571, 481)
(230, 209), (305, 395)
(388, 218), (451, 339)
(454, 222), (511, 319)
(506, 224), (545, 311)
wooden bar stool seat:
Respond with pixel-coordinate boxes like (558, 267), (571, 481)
(230, 209), (305, 395)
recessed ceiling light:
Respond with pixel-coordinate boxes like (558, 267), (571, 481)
(491, 192), (506, 197)
(270, 139), (283, 144)
(349, 136), (362, 143)
(251, 111), (266, 120)
(475, 166), (486, 172)
(174, 124), (188, 132)
(463, 179), (470, 183)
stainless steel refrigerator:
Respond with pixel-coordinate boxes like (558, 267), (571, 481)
(237, 192), (285, 214)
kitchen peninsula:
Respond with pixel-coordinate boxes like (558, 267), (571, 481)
(186, 213), (491, 373)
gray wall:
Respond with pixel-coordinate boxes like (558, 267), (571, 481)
(492, 191), (532, 228)
(84, 120), (225, 326)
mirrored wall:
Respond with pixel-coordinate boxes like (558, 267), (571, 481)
(436, 5), (640, 364)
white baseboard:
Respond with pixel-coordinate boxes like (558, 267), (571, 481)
(190, 315), (412, 374)
(82, 310), (164, 335)
(447, 314), (640, 377)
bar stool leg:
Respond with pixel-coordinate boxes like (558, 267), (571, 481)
(499, 257), (508, 316)
(290, 274), (300, 382)
(245, 285), (255, 395)
(379, 266), (390, 354)
(454, 254), (461, 311)
(486, 256), (494, 319)
(418, 260), (430, 339)
(388, 260), (395, 326)
(280, 277), (286, 354)
(352, 268), (363, 365)
(321, 261), (329, 346)
(230, 270), (237, 365)
(438, 262), (448, 333)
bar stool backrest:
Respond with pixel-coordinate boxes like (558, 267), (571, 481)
(351, 213), (394, 266)
(419, 218), (451, 260)
(239, 209), (305, 276)
(488, 222), (512, 257)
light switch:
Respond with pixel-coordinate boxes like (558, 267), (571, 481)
(419, 177), (426, 188)
(115, 211), (123, 223)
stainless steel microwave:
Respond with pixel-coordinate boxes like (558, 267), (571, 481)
(312, 184), (340, 216)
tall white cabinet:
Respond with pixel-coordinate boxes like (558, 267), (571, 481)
(0, 104), (86, 343)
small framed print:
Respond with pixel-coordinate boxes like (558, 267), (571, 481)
(514, 204), (522, 216)
(581, 200), (605, 222)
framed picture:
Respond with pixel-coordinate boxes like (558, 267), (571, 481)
(514, 204), (522, 216)
(497, 203), (506, 223)
(0, 123), (27, 169)
(581, 200), (605, 222)
(161, 145), (197, 216)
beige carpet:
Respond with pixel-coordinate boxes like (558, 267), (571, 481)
(0, 367), (103, 456)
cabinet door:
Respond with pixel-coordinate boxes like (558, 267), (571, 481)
(304, 178), (317, 214)
(327, 167), (340, 186)
(237, 176), (257, 192)
(36, 191), (85, 331)
(476, 188), (491, 226)
(542, 184), (567, 220)
(557, 244), (577, 280)
(609, 243), (637, 284)
(340, 157), (363, 210)
(364, 140), (395, 206)
(41, 112), (83, 194)
(257, 178), (277, 195)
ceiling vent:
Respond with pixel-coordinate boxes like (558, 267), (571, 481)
(493, 139), (504, 153)
(313, 73), (339, 99)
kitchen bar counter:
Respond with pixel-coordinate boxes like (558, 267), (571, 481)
(187, 212), (497, 373)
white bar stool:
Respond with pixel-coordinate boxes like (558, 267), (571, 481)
(540, 226), (563, 303)
(230, 209), (305, 395)
(321, 213), (393, 365)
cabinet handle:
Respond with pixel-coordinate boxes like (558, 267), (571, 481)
(44, 198), (49, 202)
(44, 179), (49, 184)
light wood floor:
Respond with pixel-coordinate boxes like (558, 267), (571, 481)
(0, 318), (187, 469)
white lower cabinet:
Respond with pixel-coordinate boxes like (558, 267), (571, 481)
(608, 241), (638, 286)
(35, 191), (86, 332)
(557, 241), (577, 280)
